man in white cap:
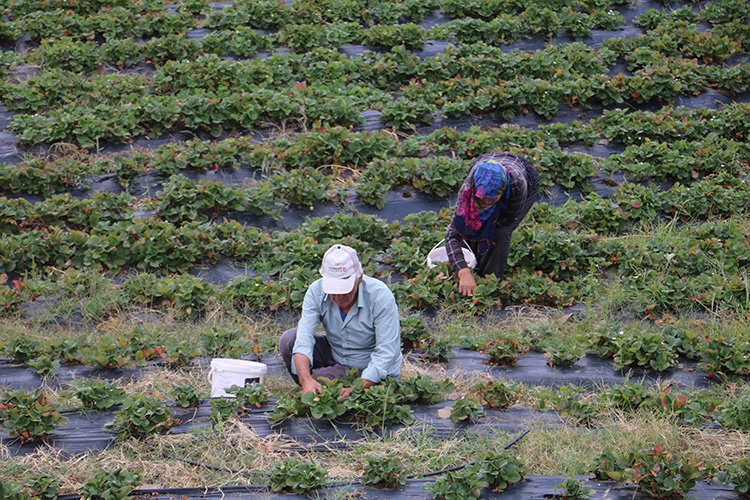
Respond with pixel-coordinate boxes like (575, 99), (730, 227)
(279, 244), (402, 396)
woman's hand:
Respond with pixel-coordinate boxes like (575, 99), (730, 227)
(457, 268), (477, 297)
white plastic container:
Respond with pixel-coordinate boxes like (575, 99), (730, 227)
(426, 239), (477, 269)
(207, 358), (268, 398)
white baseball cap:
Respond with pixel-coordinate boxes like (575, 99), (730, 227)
(319, 244), (363, 295)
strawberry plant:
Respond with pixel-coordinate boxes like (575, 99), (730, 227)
(101, 39), (141, 67)
(265, 167), (331, 210)
(26, 356), (59, 379)
(156, 176), (249, 223)
(623, 445), (705, 499)
(362, 23), (424, 50)
(35, 38), (101, 73)
(482, 335), (528, 366)
(269, 458), (326, 495)
(0, 390), (67, 444)
(23, 474), (59, 500)
(593, 445), (706, 497)
(3, 337), (41, 363)
(449, 397), (485, 423)
(553, 477), (594, 499)
(201, 28), (274, 58)
(588, 326), (622, 358)
(599, 383), (651, 412)
(381, 99), (436, 131)
(122, 274), (214, 319)
(613, 329), (676, 372)
(716, 393), (750, 432)
(81, 469), (141, 500)
(411, 157), (471, 198)
(662, 325), (701, 360)
(347, 379), (415, 429)
(70, 379), (125, 411)
(545, 344), (585, 368)
(301, 382), (348, 420)
(162, 339), (201, 369)
(592, 449), (632, 482)
(426, 464), (486, 500)
(697, 333), (750, 380)
(715, 459), (750, 496)
(362, 454), (407, 488)
(172, 386), (201, 409)
(400, 314), (428, 350)
(401, 375), (454, 405)
(643, 385), (716, 427)
(268, 393), (307, 425)
(226, 383), (268, 410)
(419, 337), (453, 363)
(107, 395), (176, 439)
(200, 326), (251, 358)
(210, 397), (240, 430)
(124, 327), (163, 363)
(476, 451), (524, 493)
(0, 480), (28, 500)
(546, 385), (596, 427)
(472, 380), (522, 409)
(82, 335), (133, 370)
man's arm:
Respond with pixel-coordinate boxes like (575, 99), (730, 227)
(294, 353), (321, 394)
(360, 292), (401, 384)
(293, 284), (323, 394)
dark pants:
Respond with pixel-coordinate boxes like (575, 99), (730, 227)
(279, 328), (360, 385)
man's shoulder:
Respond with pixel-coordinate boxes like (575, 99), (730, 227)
(306, 278), (325, 299)
(362, 276), (396, 303)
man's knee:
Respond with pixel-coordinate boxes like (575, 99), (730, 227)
(279, 328), (297, 360)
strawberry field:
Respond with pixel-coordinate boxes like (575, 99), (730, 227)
(0, 0), (748, 497)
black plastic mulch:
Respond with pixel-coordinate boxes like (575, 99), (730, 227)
(445, 347), (713, 389)
(0, 398), (561, 457)
(55, 476), (740, 499)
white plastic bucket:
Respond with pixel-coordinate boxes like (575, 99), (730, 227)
(207, 359), (268, 398)
(426, 239), (477, 269)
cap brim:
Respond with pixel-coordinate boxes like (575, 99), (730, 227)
(322, 274), (357, 295)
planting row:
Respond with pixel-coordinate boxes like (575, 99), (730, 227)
(2, 102), (747, 195)
(402, 315), (750, 381)
(3, 42), (621, 112)
(2, 165), (747, 235)
(3, 366), (750, 448)
(7, 12), (626, 71)
(1, 452), (749, 499)
(1, 0), (642, 41)
(8, 59), (748, 147)
(1, 7), (200, 45)
(8, 9), (749, 117)
(6, 19), (747, 106)
(5, 4), (746, 76)
(1, 212), (748, 315)
(2, 373), (750, 499)
(4, 308), (749, 386)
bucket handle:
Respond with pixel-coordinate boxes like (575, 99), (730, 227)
(427, 238), (473, 256)
(207, 368), (215, 384)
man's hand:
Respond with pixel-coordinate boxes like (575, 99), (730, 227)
(339, 378), (375, 398)
(300, 377), (322, 395)
(457, 268), (477, 297)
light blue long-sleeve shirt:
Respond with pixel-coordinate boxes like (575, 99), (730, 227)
(291, 275), (402, 383)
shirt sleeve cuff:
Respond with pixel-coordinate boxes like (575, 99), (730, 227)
(361, 366), (384, 384)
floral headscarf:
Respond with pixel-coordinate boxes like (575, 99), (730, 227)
(455, 160), (510, 232)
